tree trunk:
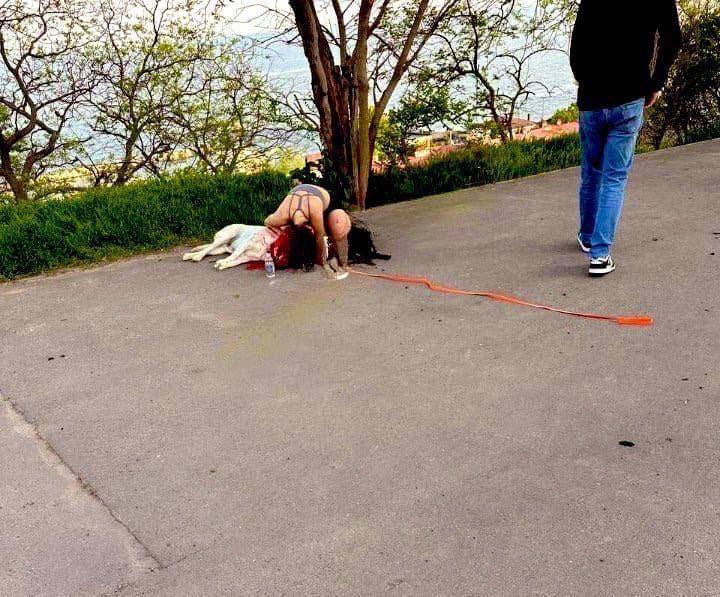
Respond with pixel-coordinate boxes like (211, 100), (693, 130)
(0, 152), (29, 203)
(353, 13), (371, 209)
(6, 174), (29, 203)
(290, 0), (359, 207)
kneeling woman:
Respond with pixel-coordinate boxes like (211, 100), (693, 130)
(264, 182), (351, 279)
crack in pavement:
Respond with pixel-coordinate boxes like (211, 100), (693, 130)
(1, 390), (164, 576)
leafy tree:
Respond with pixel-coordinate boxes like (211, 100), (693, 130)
(420, 0), (568, 142)
(77, 0), (218, 186)
(549, 103), (579, 124)
(0, 0), (94, 203)
(250, 0), (460, 208)
(643, 1), (720, 148)
(376, 83), (461, 165)
(167, 39), (296, 175)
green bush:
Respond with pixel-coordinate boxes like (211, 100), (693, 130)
(0, 170), (290, 280)
(367, 134), (582, 207)
(683, 121), (720, 144)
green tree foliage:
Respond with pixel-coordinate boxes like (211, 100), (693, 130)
(418, 0), (568, 142)
(549, 103), (579, 124)
(1, 0), (297, 201)
(375, 84), (462, 165)
(642, 1), (720, 148)
(168, 39), (295, 175)
(0, 0), (94, 203)
(79, 0), (220, 186)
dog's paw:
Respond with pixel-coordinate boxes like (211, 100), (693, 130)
(182, 252), (195, 261)
(191, 253), (205, 262)
(215, 259), (231, 270)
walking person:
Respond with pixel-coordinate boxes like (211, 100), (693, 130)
(570, 0), (682, 276)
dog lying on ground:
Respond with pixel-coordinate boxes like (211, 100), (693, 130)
(182, 224), (273, 270)
(183, 224), (318, 271)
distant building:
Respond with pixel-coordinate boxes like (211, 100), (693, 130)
(508, 116), (537, 137)
(521, 120), (579, 140)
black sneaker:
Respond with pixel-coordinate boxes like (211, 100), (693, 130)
(589, 255), (616, 277)
(577, 232), (590, 254)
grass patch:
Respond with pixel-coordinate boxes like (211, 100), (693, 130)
(367, 134), (582, 207)
(0, 170), (290, 280)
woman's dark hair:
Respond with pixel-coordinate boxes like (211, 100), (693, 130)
(347, 220), (391, 265)
(287, 226), (316, 272)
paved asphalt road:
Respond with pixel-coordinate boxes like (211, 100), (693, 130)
(1, 140), (719, 595)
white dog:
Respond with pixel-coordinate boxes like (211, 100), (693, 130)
(182, 224), (278, 270)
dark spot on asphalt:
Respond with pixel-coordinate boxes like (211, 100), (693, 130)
(209, 469), (216, 473)
(60, 355), (65, 358)
(47, 357), (54, 361)
(404, 286), (409, 289)
(652, 237), (659, 241)
(666, 437), (672, 442)
(599, 558), (605, 562)
(681, 377), (689, 381)
(711, 253), (716, 256)
(618, 441), (635, 447)
(562, 293), (567, 297)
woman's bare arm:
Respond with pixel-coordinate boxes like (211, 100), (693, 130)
(309, 203), (327, 265)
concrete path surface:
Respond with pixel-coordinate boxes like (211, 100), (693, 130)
(1, 139), (719, 595)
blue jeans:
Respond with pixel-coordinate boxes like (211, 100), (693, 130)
(578, 98), (644, 259)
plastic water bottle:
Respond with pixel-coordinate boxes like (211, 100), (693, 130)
(264, 246), (275, 278)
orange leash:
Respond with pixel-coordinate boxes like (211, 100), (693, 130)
(348, 269), (653, 327)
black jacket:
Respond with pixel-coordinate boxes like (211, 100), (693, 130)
(570, 0), (682, 111)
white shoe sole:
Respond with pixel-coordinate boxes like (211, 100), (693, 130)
(589, 263), (616, 276)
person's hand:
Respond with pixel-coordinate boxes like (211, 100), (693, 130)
(323, 258), (348, 280)
(645, 91), (661, 108)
